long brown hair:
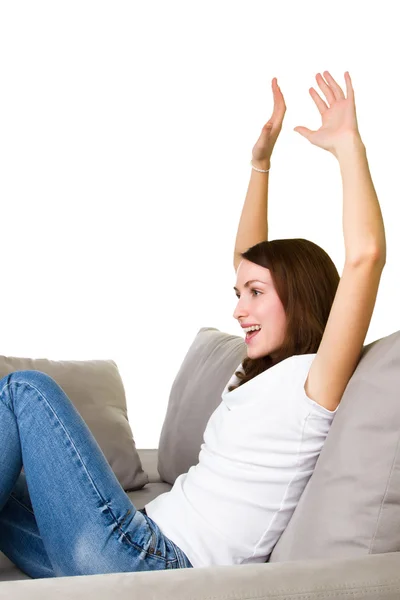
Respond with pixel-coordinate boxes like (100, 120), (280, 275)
(228, 238), (340, 392)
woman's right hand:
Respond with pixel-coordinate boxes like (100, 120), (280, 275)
(252, 78), (287, 168)
(293, 71), (361, 156)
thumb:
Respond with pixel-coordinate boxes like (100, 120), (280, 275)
(293, 126), (314, 140)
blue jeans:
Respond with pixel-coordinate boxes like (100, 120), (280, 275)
(0, 370), (193, 577)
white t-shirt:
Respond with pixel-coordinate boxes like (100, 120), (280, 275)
(145, 353), (339, 568)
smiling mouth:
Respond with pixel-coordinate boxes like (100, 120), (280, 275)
(245, 330), (261, 343)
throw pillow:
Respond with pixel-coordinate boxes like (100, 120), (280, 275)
(157, 327), (247, 484)
(0, 355), (148, 491)
(269, 329), (400, 561)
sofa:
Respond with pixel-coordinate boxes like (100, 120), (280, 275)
(1, 326), (400, 599)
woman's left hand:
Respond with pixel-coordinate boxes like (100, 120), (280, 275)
(252, 77), (287, 165)
(294, 71), (362, 155)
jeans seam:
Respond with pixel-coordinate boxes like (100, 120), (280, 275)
(110, 509), (167, 559)
(9, 492), (35, 516)
(172, 546), (185, 568)
(135, 516), (178, 564)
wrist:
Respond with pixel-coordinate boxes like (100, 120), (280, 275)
(332, 132), (365, 162)
(251, 158), (271, 171)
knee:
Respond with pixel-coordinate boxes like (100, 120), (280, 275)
(3, 370), (57, 389)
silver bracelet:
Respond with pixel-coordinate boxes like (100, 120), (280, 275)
(250, 160), (271, 173)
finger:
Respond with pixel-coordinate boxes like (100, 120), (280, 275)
(309, 87), (329, 115)
(344, 71), (355, 102)
(323, 71), (345, 101)
(273, 78), (286, 108)
(270, 83), (286, 122)
(293, 126), (315, 142)
(316, 73), (336, 106)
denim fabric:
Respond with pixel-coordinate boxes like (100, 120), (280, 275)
(0, 370), (193, 578)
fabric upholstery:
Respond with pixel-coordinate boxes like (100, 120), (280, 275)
(157, 327), (247, 484)
(270, 329), (400, 561)
(0, 354), (148, 491)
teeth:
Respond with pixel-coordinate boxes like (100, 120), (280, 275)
(244, 325), (261, 333)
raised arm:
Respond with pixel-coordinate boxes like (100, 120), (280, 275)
(295, 71), (386, 412)
(233, 165), (270, 271)
(234, 78), (286, 271)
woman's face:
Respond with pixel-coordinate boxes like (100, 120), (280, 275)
(233, 259), (287, 359)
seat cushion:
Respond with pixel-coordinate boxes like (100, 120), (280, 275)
(129, 450), (171, 508)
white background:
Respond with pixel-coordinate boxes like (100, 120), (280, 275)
(0, 2), (398, 448)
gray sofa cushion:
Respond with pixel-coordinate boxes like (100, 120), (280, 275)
(0, 355), (148, 491)
(270, 329), (400, 561)
(157, 327), (247, 484)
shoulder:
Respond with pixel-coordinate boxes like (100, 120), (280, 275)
(269, 353), (339, 419)
(295, 354), (339, 418)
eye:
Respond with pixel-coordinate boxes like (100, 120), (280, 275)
(235, 289), (262, 299)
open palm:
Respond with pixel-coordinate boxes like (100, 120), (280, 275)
(294, 71), (360, 155)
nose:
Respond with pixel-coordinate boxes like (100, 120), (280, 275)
(233, 296), (250, 322)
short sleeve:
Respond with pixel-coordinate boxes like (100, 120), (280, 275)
(300, 356), (340, 418)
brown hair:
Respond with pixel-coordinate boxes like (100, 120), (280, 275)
(228, 238), (340, 392)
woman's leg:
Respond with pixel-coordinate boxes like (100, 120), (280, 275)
(0, 471), (55, 578)
(0, 370), (192, 577)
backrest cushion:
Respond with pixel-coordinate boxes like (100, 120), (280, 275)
(157, 327), (247, 484)
(269, 329), (400, 561)
(0, 355), (148, 491)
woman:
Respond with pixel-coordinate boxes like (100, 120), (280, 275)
(0, 71), (386, 576)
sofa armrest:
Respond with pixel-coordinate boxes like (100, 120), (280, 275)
(1, 552), (400, 599)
